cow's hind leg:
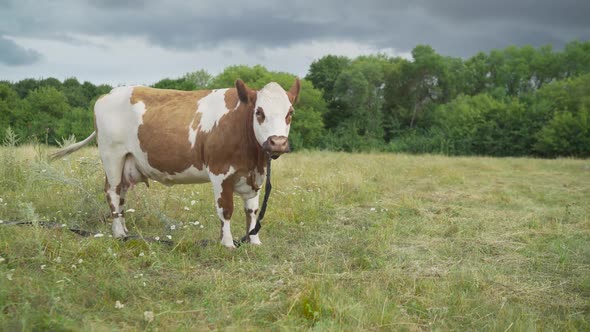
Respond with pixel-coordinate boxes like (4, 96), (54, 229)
(243, 194), (261, 245)
(102, 153), (127, 238)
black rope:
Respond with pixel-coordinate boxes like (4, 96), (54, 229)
(0, 221), (174, 245)
(235, 156), (272, 247)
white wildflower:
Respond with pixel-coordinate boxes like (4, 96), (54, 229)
(0, 257), (4, 263)
(139, 252), (145, 257)
(190, 200), (196, 206)
(199, 225), (204, 229)
(0, 220), (3, 224)
(71, 264), (76, 269)
(170, 225), (176, 230)
(126, 208), (135, 213)
(115, 301), (124, 309)
(55, 257), (62, 263)
(144, 311), (154, 323)
(94, 233), (104, 238)
(78, 259), (83, 264)
(370, 207), (376, 212)
(166, 235), (172, 240)
(61, 224), (67, 228)
(155, 236), (160, 241)
(176, 300), (184, 304)
(41, 264), (46, 270)
(183, 206), (190, 211)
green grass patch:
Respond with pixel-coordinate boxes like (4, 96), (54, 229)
(0, 145), (589, 330)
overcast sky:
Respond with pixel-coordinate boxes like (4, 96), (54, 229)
(1, 0), (589, 85)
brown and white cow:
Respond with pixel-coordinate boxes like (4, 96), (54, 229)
(51, 79), (300, 248)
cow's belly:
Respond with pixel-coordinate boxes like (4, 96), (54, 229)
(131, 152), (210, 186)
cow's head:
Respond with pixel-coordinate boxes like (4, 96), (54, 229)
(236, 78), (300, 159)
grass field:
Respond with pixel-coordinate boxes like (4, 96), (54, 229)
(0, 145), (589, 331)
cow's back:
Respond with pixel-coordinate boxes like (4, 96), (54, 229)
(94, 86), (228, 184)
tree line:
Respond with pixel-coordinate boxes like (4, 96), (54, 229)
(1, 39), (589, 157)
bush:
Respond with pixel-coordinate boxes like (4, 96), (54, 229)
(534, 106), (590, 157)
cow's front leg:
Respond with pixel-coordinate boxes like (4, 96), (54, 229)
(243, 194), (262, 245)
(212, 177), (236, 249)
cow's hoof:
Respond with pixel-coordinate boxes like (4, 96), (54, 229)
(249, 235), (262, 245)
(112, 219), (128, 238)
(221, 239), (237, 249)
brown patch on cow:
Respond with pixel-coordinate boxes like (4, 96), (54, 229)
(119, 198), (125, 206)
(106, 195), (116, 215)
(217, 177), (235, 220)
(225, 88), (239, 111)
(201, 89), (265, 177)
(245, 173), (261, 192)
(134, 87), (212, 174)
(245, 208), (254, 235)
(136, 85), (265, 178)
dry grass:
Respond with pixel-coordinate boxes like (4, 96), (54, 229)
(0, 145), (589, 330)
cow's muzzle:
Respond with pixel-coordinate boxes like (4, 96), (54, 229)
(263, 135), (290, 159)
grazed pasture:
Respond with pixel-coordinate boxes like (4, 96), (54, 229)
(0, 145), (589, 330)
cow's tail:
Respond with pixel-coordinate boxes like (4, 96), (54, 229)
(49, 131), (97, 161)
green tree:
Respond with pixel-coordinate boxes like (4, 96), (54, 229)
(305, 55), (351, 103)
(0, 83), (24, 138)
(563, 40), (590, 78)
(533, 73), (590, 157)
(383, 45), (451, 137)
(152, 77), (197, 91)
(209, 65), (270, 89)
(534, 106), (590, 157)
(183, 69), (213, 89)
(22, 86), (70, 143)
(13, 78), (40, 99)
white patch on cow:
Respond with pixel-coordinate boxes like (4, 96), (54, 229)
(234, 176), (256, 199)
(153, 165), (210, 186)
(188, 120), (198, 147)
(243, 194), (262, 245)
(196, 89), (232, 133)
(112, 216), (127, 238)
(253, 83), (292, 146)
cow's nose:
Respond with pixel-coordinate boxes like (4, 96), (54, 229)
(264, 135), (290, 158)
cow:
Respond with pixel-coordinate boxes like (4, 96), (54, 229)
(51, 78), (300, 248)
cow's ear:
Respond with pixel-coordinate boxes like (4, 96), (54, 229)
(287, 78), (301, 104)
(236, 79), (251, 104)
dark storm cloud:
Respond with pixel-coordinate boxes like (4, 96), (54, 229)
(0, 0), (589, 59)
(0, 36), (42, 66)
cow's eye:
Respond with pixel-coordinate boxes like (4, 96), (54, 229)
(255, 107), (265, 122)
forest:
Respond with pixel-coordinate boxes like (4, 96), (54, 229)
(1, 39), (589, 157)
